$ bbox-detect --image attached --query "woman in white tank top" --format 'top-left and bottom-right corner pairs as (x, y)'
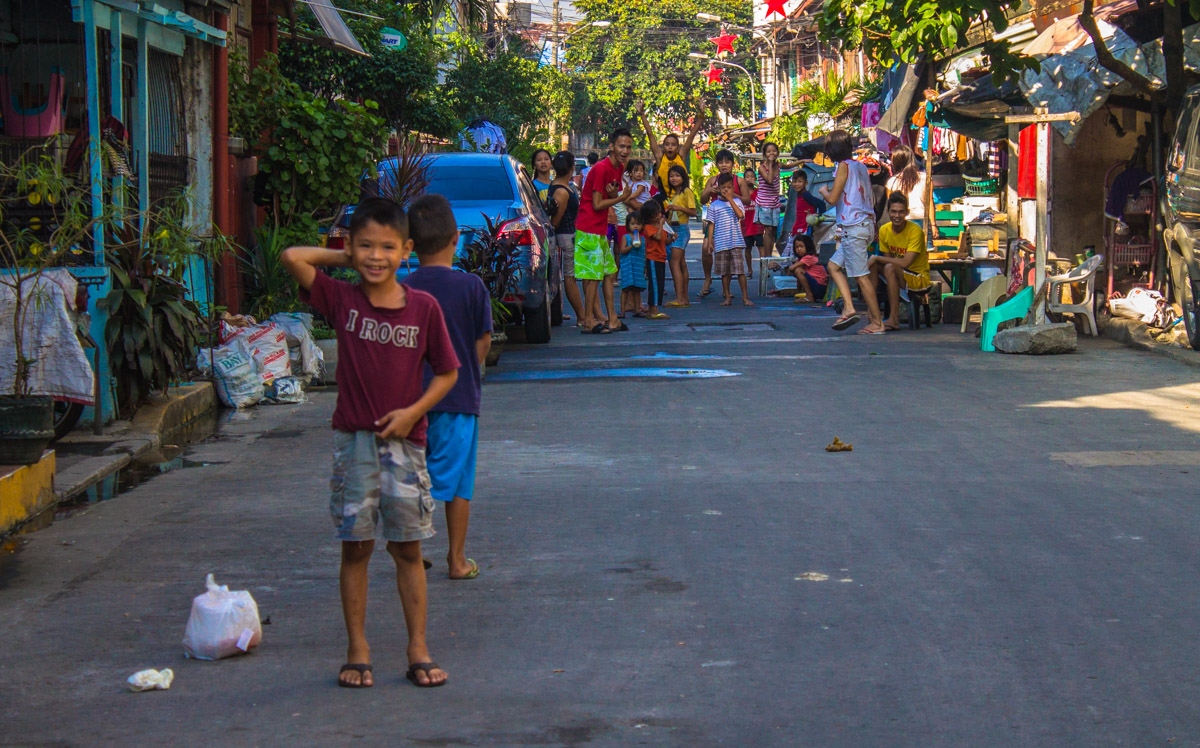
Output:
(818, 130), (884, 334)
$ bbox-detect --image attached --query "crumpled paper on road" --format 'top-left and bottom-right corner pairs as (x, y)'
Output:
(127, 668), (174, 691)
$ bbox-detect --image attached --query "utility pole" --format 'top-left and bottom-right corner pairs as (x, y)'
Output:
(553, 0), (560, 68)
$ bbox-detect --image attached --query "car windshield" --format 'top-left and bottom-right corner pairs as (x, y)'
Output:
(400, 163), (514, 202)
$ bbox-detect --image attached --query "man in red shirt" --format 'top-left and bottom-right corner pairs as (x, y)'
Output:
(575, 127), (633, 334)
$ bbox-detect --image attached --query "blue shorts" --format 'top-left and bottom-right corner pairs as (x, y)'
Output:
(425, 412), (479, 502)
(668, 224), (691, 255)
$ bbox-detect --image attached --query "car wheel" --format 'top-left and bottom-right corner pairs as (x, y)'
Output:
(1182, 266), (1200, 351)
(551, 288), (563, 327)
(524, 284), (552, 344)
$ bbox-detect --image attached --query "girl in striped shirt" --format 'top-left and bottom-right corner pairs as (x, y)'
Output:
(755, 141), (804, 260)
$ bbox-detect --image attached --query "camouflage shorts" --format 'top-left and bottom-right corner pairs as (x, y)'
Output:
(330, 431), (435, 543)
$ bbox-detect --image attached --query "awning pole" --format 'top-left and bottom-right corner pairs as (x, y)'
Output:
(1035, 120), (1049, 323)
(1005, 110), (1080, 324)
(82, 0), (105, 260)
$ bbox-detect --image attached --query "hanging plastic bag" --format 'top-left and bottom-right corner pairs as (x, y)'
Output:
(182, 574), (262, 661)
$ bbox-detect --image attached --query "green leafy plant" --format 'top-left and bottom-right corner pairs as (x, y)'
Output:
(458, 215), (522, 325)
(241, 223), (301, 321)
(98, 195), (221, 416)
(229, 51), (387, 238)
(767, 114), (808, 153)
(792, 72), (854, 132)
(311, 323), (336, 341)
(0, 147), (97, 396)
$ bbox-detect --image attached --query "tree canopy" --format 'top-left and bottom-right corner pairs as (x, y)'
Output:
(566, 0), (757, 133)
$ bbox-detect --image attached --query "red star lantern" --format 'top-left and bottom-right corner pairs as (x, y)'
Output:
(709, 32), (739, 57)
(764, 0), (788, 19)
(704, 64), (725, 85)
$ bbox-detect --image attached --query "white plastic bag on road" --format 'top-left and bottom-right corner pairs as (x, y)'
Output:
(182, 573), (262, 661)
(127, 668), (174, 691)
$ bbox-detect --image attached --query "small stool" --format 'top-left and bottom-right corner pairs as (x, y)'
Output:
(906, 286), (933, 329)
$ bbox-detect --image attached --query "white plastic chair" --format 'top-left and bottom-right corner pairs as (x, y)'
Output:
(1047, 254), (1103, 336)
(960, 274), (1008, 333)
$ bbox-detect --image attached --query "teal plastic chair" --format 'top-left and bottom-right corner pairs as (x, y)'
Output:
(980, 286), (1034, 351)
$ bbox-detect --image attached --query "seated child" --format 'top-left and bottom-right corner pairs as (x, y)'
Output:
(774, 234), (828, 303)
(618, 212), (646, 316)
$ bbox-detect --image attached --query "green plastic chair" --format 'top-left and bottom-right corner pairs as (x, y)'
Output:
(980, 286), (1034, 352)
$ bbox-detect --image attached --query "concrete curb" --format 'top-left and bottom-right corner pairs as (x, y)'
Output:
(54, 382), (217, 502)
(1098, 316), (1200, 369)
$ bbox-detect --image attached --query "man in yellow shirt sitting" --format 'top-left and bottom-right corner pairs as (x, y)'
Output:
(869, 191), (932, 331)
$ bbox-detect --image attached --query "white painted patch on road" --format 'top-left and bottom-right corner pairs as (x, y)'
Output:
(702, 510), (722, 515)
(795, 572), (830, 581)
(701, 660), (737, 668)
(1049, 450), (1200, 467)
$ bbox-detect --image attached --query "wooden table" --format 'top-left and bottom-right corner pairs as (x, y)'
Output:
(928, 257), (1007, 294)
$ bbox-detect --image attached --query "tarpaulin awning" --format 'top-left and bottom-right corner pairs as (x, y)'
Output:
(933, 5), (1200, 146)
(875, 62), (924, 137)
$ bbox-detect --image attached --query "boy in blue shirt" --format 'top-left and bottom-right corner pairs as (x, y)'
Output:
(404, 194), (494, 581)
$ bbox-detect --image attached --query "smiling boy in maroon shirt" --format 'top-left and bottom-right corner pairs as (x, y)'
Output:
(282, 197), (460, 690)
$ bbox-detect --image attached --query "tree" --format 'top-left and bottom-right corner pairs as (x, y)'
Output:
(277, 4), (458, 137)
(566, 0), (756, 134)
(445, 40), (544, 138)
(819, 0), (1035, 84)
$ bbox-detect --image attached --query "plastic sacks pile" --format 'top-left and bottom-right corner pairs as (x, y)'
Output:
(197, 312), (323, 409)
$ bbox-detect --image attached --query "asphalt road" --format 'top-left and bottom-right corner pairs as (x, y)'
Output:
(4, 261), (1200, 747)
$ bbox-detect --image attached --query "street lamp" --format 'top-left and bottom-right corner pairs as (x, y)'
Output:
(695, 12), (781, 118)
(690, 52), (759, 117)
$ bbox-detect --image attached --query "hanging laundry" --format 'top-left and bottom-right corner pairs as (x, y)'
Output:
(1018, 125), (1038, 199)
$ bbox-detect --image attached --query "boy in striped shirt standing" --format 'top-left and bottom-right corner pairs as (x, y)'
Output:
(708, 173), (753, 307)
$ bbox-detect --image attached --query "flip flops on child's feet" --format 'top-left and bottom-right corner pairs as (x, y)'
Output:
(406, 662), (448, 688)
(338, 663), (374, 688)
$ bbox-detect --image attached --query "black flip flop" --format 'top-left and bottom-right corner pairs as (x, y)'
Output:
(612, 322), (630, 332)
(406, 662), (447, 688)
(338, 663), (373, 688)
(832, 313), (862, 331)
(422, 558), (432, 570)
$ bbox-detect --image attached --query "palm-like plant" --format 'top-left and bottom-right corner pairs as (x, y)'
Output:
(372, 136), (432, 209)
(458, 214), (521, 324)
(792, 71), (854, 125)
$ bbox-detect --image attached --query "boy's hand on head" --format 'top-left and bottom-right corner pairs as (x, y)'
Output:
(374, 407), (420, 440)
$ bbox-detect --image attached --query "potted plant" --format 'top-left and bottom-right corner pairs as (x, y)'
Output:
(458, 215), (521, 366)
(0, 149), (98, 463)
